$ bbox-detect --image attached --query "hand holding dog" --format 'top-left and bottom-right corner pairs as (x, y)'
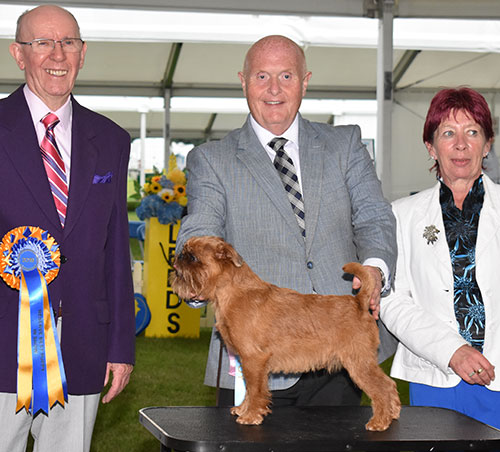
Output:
(352, 266), (383, 320)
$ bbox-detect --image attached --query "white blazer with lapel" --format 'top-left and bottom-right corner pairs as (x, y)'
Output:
(380, 174), (500, 391)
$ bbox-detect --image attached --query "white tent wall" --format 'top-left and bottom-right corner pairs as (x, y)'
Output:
(392, 92), (434, 199)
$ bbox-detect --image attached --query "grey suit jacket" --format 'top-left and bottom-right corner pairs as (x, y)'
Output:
(177, 114), (397, 390)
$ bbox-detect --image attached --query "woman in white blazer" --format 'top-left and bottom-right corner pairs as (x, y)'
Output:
(380, 87), (500, 429)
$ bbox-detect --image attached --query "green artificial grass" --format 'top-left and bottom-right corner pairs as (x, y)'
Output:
(91, 329), (216, 452)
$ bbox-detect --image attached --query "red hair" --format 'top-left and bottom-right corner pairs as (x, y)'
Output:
(424, 87), (494, 144)
(423, 87), (494, 177)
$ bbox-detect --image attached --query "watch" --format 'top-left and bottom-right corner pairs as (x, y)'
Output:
(375, 266), (386, 291)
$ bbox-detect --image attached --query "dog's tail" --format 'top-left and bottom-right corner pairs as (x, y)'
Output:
(342, 262), (376, 311)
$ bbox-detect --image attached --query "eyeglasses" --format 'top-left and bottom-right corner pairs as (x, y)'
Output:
(17, 38), (84, 54)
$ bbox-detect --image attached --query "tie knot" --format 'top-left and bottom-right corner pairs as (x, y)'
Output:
(269, 137), (288, 153)
(41, 112), (60, 130)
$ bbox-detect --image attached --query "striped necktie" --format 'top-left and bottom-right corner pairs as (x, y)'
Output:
(269, 137), (306, 237)
(40, 113), (68, 227)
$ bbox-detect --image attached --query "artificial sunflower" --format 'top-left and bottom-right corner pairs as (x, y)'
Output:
(160, 189), (175, 203)
(150, 181), (162, 193)
(173, 184), (186, 198)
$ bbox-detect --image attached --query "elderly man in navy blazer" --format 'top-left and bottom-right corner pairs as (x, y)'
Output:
(177, 35), (397, 407)
(0, 5), (134, 451)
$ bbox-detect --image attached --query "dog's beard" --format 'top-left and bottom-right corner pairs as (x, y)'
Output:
(169, 262), (207, 300)
(169, 269), (195, 300)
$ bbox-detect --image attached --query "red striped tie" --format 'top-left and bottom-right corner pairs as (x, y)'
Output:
(40, 113), (68, 227)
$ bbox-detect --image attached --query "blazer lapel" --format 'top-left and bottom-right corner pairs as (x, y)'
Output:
(1, 87), (62, 231)
(298, 117), (323, 253)
(235, 117), (305, 245)
(63, 97), (98, 237)
(414, 182), (451, 269)
(476, 175), (500, 258)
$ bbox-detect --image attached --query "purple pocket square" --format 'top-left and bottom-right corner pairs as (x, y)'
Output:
(93, 172), (113, 184)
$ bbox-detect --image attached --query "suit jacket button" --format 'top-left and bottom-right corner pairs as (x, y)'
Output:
(307, 261), (313, 269)
(61, 255), (68, 264)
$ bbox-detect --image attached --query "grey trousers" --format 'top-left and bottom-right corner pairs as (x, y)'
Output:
(0, 392), (100, 452)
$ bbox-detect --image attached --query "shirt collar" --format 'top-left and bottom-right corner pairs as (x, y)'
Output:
(439, 175), (485, 214)
(23, 84), (72, 133)
(249, 114), (299, 150)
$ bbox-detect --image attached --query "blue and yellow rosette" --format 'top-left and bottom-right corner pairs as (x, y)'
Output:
(0, 226), (67, 415)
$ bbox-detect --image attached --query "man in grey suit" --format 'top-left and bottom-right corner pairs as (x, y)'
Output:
(176, 35), (397, 407)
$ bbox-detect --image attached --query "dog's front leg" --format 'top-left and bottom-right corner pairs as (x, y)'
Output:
(230, 354), (272, 425)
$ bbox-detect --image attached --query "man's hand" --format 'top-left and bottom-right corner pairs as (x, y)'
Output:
(449, 344), (495, 386)
(102, 362), (133, 404)
(352, 265), (383, 320)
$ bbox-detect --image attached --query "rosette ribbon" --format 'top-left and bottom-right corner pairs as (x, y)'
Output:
(0, 226), (67, 415)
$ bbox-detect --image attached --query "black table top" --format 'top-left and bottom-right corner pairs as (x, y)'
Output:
(139, 405), (500, 451)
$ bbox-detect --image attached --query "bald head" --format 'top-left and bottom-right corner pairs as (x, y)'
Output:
(242, 35), (307, 78)
(15, 4), (81, 42)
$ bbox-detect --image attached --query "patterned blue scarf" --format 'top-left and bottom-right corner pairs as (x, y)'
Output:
(440, 176), (485, 351)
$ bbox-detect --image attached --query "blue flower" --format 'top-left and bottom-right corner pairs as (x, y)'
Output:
(157, 202), (184, 224)
(159, 175), (174, 190)
(136, 193), (185, 225)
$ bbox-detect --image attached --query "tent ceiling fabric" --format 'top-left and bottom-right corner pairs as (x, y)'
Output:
(4, 0), (500, 19)
(1, 0), (500, 141)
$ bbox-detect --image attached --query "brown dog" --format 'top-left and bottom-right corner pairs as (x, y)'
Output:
(170, 236), (400, 431)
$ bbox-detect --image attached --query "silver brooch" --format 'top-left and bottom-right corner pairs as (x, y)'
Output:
(423, 225), (440, 245)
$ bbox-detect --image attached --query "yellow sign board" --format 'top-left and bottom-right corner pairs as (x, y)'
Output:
(143, 218), (200, 338)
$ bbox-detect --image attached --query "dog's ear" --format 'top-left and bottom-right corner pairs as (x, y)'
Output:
(215, 241), (243, 267)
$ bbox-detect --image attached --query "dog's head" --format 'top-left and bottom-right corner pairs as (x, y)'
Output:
(169, 236), (243, 301)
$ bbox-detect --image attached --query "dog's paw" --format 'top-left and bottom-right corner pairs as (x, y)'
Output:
(230, 406), (243, 417)
(365, 416), (392, 432)
(235, 413), (264, 425)
(233, 405), (271, 425)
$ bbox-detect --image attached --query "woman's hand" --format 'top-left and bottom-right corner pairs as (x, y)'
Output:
(449, 344), (495, 386)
